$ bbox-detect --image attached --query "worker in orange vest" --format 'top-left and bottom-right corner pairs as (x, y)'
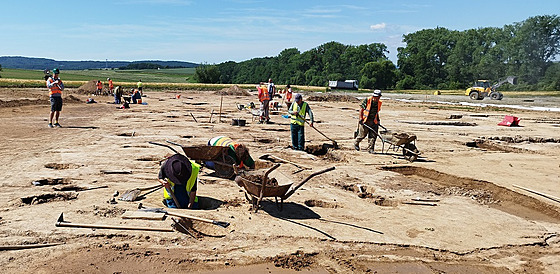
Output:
(46, 68), (64, 128)
(107, 78), (114, 93)
(354, 89), (382, 153)
(96, 80), (103, 95)
(257, 83), (271, 123)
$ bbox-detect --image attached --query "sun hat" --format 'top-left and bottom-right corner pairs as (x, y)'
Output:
(373, 89), (382, 97)
(162, 154), (192, 185)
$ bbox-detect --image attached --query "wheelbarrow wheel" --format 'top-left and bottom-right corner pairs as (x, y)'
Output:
(403, 143), (419, 162)
(215, 154), (236, 179)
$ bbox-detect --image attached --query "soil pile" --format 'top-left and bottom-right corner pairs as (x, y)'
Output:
(215, 85), (251, 96)
(76, 80), (99, 95)
(307, 94), (359, 102)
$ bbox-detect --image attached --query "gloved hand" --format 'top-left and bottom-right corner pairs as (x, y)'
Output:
(358, 120), (364, 125)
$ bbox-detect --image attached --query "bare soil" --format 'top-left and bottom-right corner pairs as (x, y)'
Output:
(0, 87), (559, 273)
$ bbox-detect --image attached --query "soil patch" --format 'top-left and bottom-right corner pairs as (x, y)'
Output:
(465, 140), (532, 153)
(31, 178), (69, 186)
(92, 206), (127, 218)
(44, 163), (80, 170)
(307, 94), (358, 102)
(382, 166), (560, 223)
(305, 143), (336, 156)
(482, 135), (560, 143)
(271, 250), (319, 271)
(304, 199), (340, 208)
(19, 192), (78, 205)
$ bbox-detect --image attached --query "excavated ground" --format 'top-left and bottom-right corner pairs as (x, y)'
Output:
(0, 87), (559, 273)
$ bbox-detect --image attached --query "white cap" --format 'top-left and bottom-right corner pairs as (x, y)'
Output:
(373, 89), (382, 97)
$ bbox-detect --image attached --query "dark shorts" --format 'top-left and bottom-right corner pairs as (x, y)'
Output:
(50, 97), (63, 112)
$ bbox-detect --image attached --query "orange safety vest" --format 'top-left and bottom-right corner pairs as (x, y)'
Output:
(361, 97), (382, 125)
(46, 77), (62, 96)
(96, 82), (103, 89)
(286, 88), (293, 101)
(108, 80), (114, 89)
(258, 86), (270, 102)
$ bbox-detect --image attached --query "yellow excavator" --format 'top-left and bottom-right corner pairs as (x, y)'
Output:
(465, 76), (517, 100)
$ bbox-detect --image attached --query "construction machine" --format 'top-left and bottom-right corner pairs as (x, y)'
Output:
(465, 76), (517, 100)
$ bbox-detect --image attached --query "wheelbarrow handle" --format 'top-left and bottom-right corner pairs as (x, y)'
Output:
(149, 141), (179, 154)
(283, 166), (335, 200)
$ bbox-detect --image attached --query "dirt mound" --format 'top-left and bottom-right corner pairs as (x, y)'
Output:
(307, 94), (359, 102)
(272, 250), (318, 271)
(76, 80), (99, 95)
(215, 85), (251, 96)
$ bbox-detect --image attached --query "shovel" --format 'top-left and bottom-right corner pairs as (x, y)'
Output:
(138, 203), (230, 228)
(297, 113), (338, 148)
(55, 213), (174, 232)
(119, 184), (163, 202)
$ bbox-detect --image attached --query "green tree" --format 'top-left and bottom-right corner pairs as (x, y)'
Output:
(194, 64), (220, 83)
(360, 60), (397, 89)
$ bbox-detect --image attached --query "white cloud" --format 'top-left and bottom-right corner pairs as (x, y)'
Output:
(370, 23), (386, 31)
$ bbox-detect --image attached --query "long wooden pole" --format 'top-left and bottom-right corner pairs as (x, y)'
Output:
(513, 184), (560, 203)
(283, 166), (335, 199)
(219, 93), (224, 123)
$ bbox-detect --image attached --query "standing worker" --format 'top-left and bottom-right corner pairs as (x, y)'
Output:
(257, 83), (271, 123)
(267, 78), (276, 99)
(95, 80), (103, 95)
(107, 78), (114, 94)
(46, 68), (64, 128)
(137, 79), (143, 96)
(288, 93), (313, 150)
(284, 84), (293, 108)
(354, 89), (382, 153)
(158, 154), (200, 209)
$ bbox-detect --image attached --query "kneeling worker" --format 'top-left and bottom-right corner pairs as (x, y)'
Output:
(158, 154), (200, 209)
(207, 136), (255, 170)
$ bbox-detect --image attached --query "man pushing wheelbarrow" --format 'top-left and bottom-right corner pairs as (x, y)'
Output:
(354, 89), (382, 154)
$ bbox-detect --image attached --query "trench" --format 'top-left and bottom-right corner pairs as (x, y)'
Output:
(382, 166), (560, 223)
(20, 192), (78, 205)
(465, 140), (531, 153)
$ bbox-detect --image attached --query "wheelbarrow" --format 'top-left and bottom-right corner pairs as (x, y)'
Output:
(361, 124), (421, 162)
(235, 164), (335, 212)
(149, 141), (237, 179)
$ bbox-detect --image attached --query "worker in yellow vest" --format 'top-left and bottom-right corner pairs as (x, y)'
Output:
(354, 89), (382, 153)
(288, 93), (314, 150)
(158, 154), (200, 209)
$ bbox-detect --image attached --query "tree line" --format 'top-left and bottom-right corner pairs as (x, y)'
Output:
(196, 15), (560, 91)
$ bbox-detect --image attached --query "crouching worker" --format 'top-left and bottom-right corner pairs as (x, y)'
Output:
(207, 136), (255, 170)
(158, 154), (200, 209)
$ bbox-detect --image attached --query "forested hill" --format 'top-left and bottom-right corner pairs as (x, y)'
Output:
(0, 56), (198, 70)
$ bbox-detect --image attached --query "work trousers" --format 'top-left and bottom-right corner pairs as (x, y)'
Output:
(354, 123), (378, 151)
(260, 100), (270, 121)
(291, 124), (305, 150)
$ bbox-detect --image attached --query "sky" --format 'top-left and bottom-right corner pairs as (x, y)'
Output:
(1, 0), (558, 65)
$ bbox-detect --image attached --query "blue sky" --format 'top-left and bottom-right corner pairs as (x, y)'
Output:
(1, 0), (558, 64)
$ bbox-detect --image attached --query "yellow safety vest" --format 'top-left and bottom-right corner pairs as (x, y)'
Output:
(163, 161), (200, 203)
(290, 102), (308, 126)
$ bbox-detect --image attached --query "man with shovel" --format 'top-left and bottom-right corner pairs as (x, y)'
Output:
(288, 93), (314, 150)
(354, 89), (382, 153)
(158, 154), (201, 209)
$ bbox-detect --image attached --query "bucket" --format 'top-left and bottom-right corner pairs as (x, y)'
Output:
(237, 119), (246, 126)
(231, 119), (239, 126)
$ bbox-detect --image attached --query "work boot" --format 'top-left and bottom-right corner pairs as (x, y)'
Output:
(54, 123), (62, 128)
(354, 144), (360, 151)
(48, 123), (54, 128)
(368, 149), (375, 154)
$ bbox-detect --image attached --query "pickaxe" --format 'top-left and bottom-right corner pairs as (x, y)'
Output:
(55, 213), (174, 232)
(137, 203), (230, 228)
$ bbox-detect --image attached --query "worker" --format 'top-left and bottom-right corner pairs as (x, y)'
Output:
(284, 84), (293, 108)
(137, 79), (143, 95)
(354, 89), (382, 153)
(158, 154), (200, 209)
(114, 86), (123, 104)
(267, 78), (276, 99)
(107, 78), (114, 93)
(95, 80), (103, 95)
(257, 83), (271, 123)
(288, 93), (314, 150)
(46, 68), (64, 128)
(207, 136), (255, 170)
(131, 88), (142, 104)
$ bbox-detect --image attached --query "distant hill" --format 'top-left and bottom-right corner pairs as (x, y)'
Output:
(0, 56), (199, 70)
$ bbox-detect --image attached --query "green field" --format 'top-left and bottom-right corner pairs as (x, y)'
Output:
(0, 68), (196, 83)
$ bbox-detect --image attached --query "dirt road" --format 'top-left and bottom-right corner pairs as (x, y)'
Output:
(0, 87), (559, 273)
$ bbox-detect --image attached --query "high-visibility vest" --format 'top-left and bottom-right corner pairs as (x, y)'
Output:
(108, 80), (114, 89)
(96, 82), (103, 89)
(258, 86), (270, 102)
(286, 88), (292, 101)
(209, 136), (247, 168)
(361, 97), (382, 124)
(46, 77), (62, 96)
(163, 161), (200, 203)
(290, 102), (308, 126)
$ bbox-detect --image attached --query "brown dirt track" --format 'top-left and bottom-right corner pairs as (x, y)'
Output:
(0, 87), (559, 273)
